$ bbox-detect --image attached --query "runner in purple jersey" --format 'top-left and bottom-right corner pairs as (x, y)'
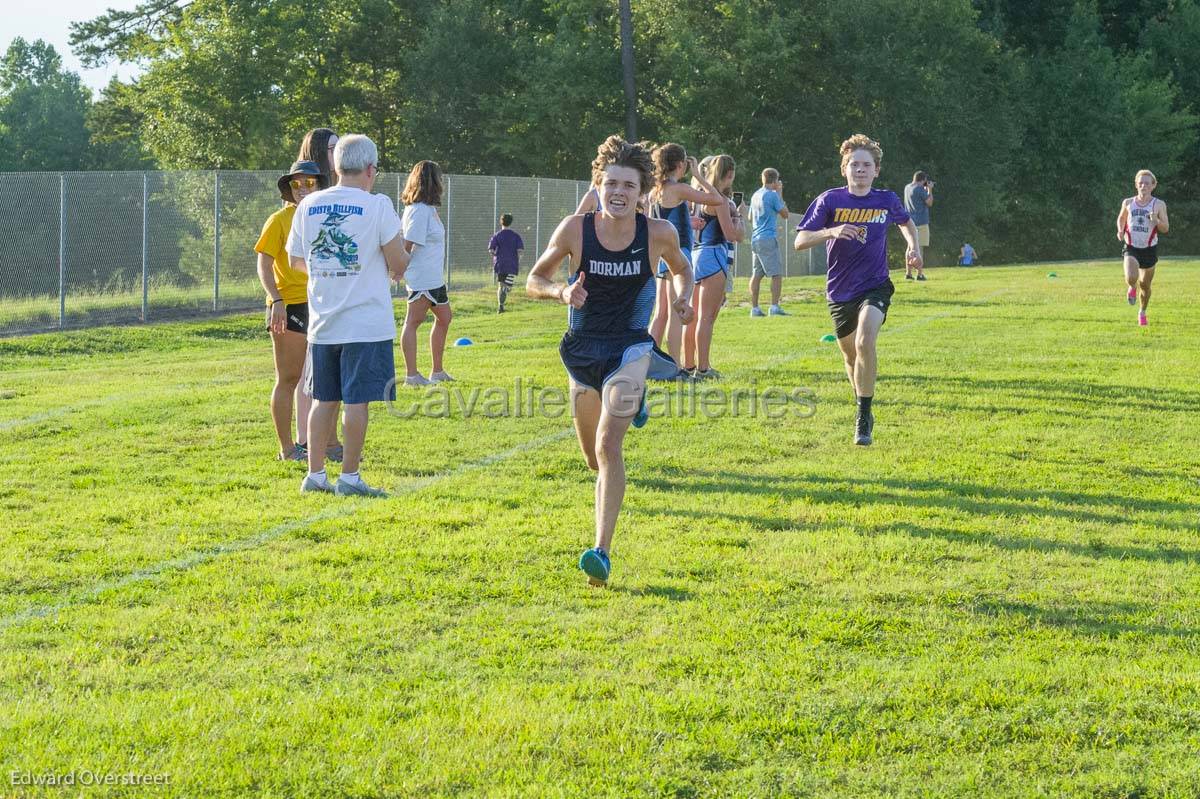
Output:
(794, 133), (922, 447)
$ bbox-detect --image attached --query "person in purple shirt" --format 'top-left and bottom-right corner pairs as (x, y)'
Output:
(794, 133), (922, 447)
(488, 214), (524, 313)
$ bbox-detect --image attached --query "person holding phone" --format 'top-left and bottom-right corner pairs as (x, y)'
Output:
(749, 168), (790, 316)
(903, 171), (933, 280)
(648, 143), (723, 365)
(684, 154), (745, 380)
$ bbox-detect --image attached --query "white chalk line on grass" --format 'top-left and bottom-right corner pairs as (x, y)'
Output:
(0, 371), (260, 433)
(0, 350), (266, 432)
(0, 331), (554, 433)
(1, 287), (1010, 437)
(0, 427), (575, 632)
(0, 287), (1013, 629)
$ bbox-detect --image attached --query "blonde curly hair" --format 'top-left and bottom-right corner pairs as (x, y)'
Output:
(840, 134), (883, 171)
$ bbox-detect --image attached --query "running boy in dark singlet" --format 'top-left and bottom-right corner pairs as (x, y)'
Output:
(527, 135), (695, 587)
(794, 134), (922, 446)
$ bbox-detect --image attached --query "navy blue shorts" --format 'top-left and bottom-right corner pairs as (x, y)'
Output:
(308, 340), (396, 404)
(559, 331), (655, 392)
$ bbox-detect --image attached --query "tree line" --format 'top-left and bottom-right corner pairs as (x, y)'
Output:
(3, 0), (1198, 263)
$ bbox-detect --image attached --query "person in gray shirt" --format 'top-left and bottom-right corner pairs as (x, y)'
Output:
(903, 171), (933, 280)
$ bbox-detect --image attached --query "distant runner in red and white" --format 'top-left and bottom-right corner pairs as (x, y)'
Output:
(1116, 169), (1170, 327)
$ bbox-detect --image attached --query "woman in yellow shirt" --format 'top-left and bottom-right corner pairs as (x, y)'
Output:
(255, 160), (329, 461)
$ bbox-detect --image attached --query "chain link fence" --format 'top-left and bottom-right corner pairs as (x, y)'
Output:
(0, 171), (825, 336)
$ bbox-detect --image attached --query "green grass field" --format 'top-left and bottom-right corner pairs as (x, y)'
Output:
(1, 261), (1197, 798)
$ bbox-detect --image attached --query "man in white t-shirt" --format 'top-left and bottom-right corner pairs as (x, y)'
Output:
(287, 134), (410, 497)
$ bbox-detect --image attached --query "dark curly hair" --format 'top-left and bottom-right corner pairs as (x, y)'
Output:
(591, 135), (654, 196)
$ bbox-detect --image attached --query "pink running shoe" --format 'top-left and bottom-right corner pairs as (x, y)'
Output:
(1138, 311), (1148, 327)
(1127, 286), (1137, 305)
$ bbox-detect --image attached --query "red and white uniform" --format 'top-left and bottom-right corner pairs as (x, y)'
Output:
(1123, 197), (1159, 248)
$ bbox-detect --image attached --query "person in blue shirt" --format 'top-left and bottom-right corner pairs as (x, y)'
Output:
(903, 171), (933, 280)
(749, 168), (790, 316)
(958, 242), (977, 266)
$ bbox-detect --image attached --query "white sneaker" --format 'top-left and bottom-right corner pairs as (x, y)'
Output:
(430, 371), (455, 383)
(404, 373), (433, 387)
(334, 477), (387, 497)
(300, 474), (333, 494)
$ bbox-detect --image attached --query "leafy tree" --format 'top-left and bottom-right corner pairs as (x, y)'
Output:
(992, 5), (1195, 260)
(86, 78), (154, 170)
(59, 0), (1200, 262)
(0, 39), (92, 171)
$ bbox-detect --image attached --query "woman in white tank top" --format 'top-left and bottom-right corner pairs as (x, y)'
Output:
(1115, 169), (1169, 327)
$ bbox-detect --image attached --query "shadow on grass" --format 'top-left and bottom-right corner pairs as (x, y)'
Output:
(885, 398), (1140, 422)
(894, 296), (1005, 310)
(610, 584), (694, 602)
(881, 521), (1200, 566)
(968, 597), (1198, 640)
(889, 373), (1196, 414)
(636, 467), (1200, 546)
(636, 504), (803, 533)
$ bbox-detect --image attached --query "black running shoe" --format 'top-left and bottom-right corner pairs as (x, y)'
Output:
(854, 411), (874, 446)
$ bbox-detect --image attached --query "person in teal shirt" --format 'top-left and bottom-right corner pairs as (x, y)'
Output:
(749, 168), (789, 316)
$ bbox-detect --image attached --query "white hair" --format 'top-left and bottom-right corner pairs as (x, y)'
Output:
(334, 134), (378, 176)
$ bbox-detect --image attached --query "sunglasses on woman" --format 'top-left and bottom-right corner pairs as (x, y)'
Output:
(289, 177), (319, 189)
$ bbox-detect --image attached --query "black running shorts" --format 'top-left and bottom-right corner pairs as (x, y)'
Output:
(1123, 244), (1158, 269)
(828, 279), (895, 340)
(407, 285), (450, 305)
(265, 302), (308, 334)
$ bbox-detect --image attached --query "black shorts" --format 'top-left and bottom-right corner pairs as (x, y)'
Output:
(407, 285), (450, 305)
(265, 302), (308, 334)
(828, 279), (895, 340)
(496, 272), (516, 287)
(559, 331), (655, 392)
(1123, 244), (1158, 269)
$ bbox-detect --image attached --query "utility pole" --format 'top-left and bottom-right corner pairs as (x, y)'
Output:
(618, 0), (637, 141)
